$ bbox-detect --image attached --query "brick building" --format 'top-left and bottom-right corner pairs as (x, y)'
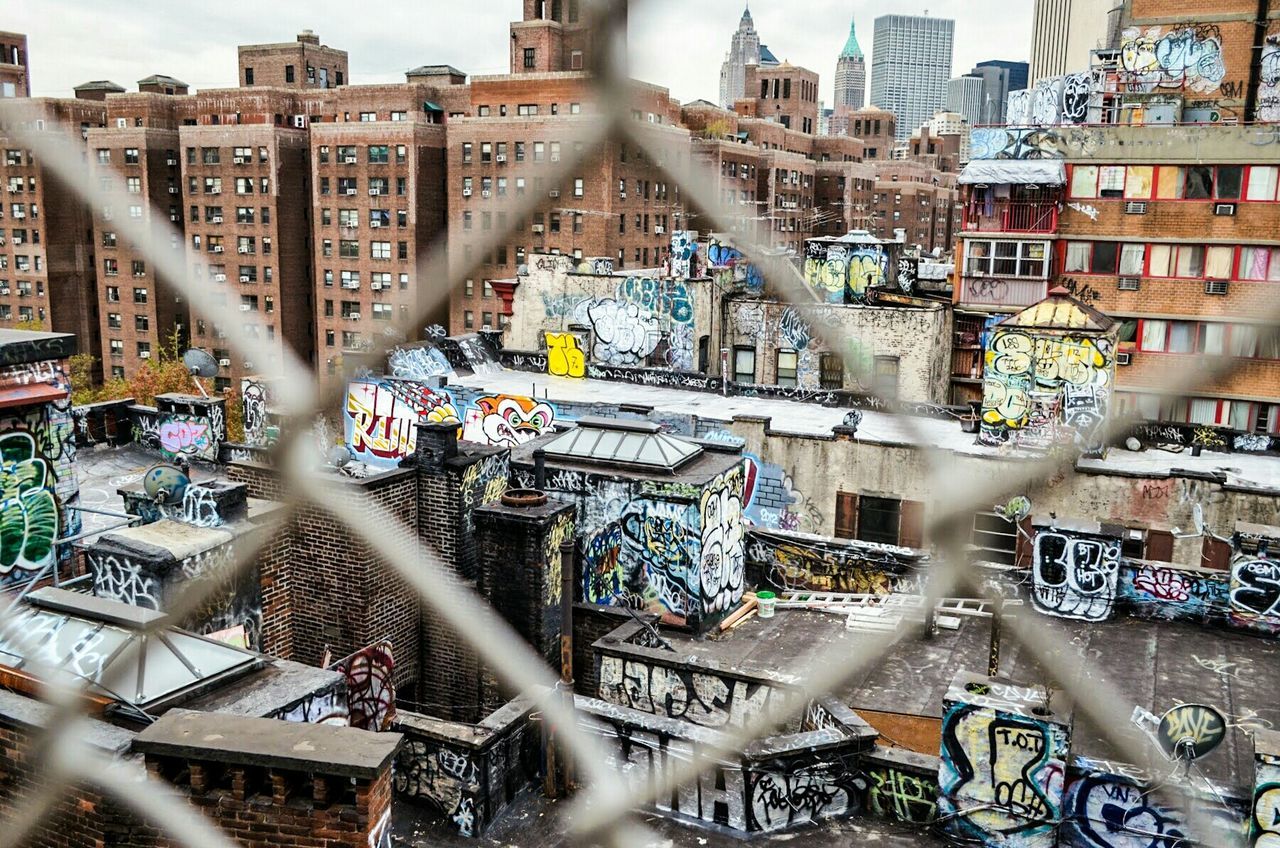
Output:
(868, 160), (959, 252)
(238, 29), (348, 90)
(741, 62), (821, 134)
(0, 31), (29, 98)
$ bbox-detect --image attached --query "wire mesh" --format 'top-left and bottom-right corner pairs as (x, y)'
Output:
(0, 1), (1271, 845)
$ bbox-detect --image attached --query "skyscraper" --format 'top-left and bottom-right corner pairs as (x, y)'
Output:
(869, 14), (955, 142)
(965, 61), (1030, 124)
(1029, 0), (1120, 83)
(834, 17), (866, 111)
(719, 5), (761, 109)
(946, 74), (984, 126)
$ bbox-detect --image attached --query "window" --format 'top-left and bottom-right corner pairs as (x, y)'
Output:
(1239, 246), (1280, 281)
(858, 496), (902, 545)
(965, 240), (1048, 277)
(1118, 243), (1145, 276)
(103, 258), (118, 276)
(573, 178), (584, 198)
(360, 112), (376, 122)
(133, 287), (147, 303)
(132, 260), (146, 277)
(1246, 166), (1280, 201)
(1063, 241), (1119, 275)
(464, 310), (475, 329)
(201, 147), (220, 165)
(873, 356), (900, 399)
(135, 314), (149, 332)
(733, 346), (755, 383)
(368, 145), (389, 164)
(244, 67), (254, 85)
(339, 208), (359, 228)
(391, 111), (407, 122)
(285, 65), (295, 83)
(518, 104), (538, 117)
(1184, 166), (1213, 199)
(570, 50), (583, 70)
(107, 313), (122, 329)
(1148, 244), (1205, 278)
(523, 48), (536, 69)
(819, 353), (843, 389)
(396, 145), (407, 163)
(109, 339), (124, 356)
(124, 148), (139, 165)
(776, 349), (798, 387)
(106, 286), (120, 302)
(371, 241), (391, 260)
(339, 239), (359, 258)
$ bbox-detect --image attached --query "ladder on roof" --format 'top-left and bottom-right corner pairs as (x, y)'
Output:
(774, 592), (1023, 632)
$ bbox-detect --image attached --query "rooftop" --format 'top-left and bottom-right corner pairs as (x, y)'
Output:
(137, 74), (187, 88)
(449, 369), (1280, 493)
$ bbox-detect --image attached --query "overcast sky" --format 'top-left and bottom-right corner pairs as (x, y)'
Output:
(11, 0), (1032, 107)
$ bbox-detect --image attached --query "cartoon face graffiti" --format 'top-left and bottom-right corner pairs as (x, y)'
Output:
(467, 395), (555, 448)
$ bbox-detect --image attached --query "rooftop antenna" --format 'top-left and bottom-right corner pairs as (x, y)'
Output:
(182, 348), (218, 399)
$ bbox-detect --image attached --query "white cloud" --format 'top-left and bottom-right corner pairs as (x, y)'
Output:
(11, 0), (1030, 106)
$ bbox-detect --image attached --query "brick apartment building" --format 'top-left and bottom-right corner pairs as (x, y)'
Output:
(951, 0), (1280, 428)
(238, 29), (348, 90)
(0, 31), (29, 98)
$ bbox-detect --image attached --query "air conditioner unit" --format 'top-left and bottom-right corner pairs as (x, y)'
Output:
(238, 246), (249, 254)
(482, 190), (492, 198)
(1117, 277), (1140, 291)
(239, 275), (251, 282)
(218, 358), (231, 367)
(212, 245), (224, 253)
(345, 188), (358, 195)
(1116, 351), (1132, 366)
(462, 188), (472, 197)
(370, 220), (382, 228)
(166, 158), (177, 166)
(240, 303), (252, 311)
(369, 188), (381, 195)
(620, 192), (627, 200)
(655, 226), (665, 234)
(550, 154), (560, 162)
(343, 156), (357, 164)
(370, 281), (382, 290)
(531, 224), (545, 233)
(13, 211), (23, 219)
(167, 186), (178, 194)
(0, 288), (9, 296)
(1213, 203), (1237, 216)
(1124, 201), (1147, 214)
(549, 189), (560, 198)
(496, 154), (507, 163)
(212, 216), (223, 223)
(1205, 279), (1229, 295)
(214, 273), (227, 282)
(233, 157), (246, 165)
(348, 312), (361, 320)
(139, 350), (151, 359)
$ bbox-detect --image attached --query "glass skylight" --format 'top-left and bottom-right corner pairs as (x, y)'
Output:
(540, 416), (704, 472)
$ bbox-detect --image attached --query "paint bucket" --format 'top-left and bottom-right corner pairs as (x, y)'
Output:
(757, 591), (777, 619)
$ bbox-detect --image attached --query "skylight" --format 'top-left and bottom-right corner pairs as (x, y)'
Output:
(540, 416), (704, 472)
(0, 587), (260, 713)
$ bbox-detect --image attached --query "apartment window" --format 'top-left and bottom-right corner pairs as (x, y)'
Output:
(106, 286), (120, 302)
(1246, 166), (1280, 201)
(369, 177), (388, 195)
(549, 212), (561, 233)
(396, 145), (407, 164)
(371, 241), (391, 260)
(124, 148), (139, 164)
(396, 177), (406, 196)
(733, 346), (755, 383)
(236, 206), (255, 224)
(477, 106), (491, 117)
(570, 102), (581, 115)
(819, 353), (843, 389)
(515, 142), (525, 162)
(233, 146), (252, 162)
(397, 209), (408, 227)
(324, 299), (335, 317)
(372, 303), (393, 320)
(96, 149), (110, 164)
(204, 177), (222, 194)
(360, 112), (376, 122)
(109, 339), (123, 356)
(1238, 246), (1280, 281)
(399, 273), (409, 290)
(573, 178), (584, 198)
(368, 145), (389, 164)
(391, 111), (407, 122)
(244, 67), (254, 85)
(398, 241), (408, 260)
(1062, 241), (1120, 275)
(320, 177), (330, 195)
(464, 310), (475, 329)
(464, 279), (474, 297)
(481, 143), (492, 163)
(518, 104), (538, 117)
(339, 239), (359, 258)
(342, 331), (359, 348)
(463, 211), (473, 230)
(339, 208), (359, 228)
(285, 65), (295, 83)
(534, 142), (545, 162)
(201, 147), (220, 165)
(319, 146), (330, 164)
(326, 329), (335, 346)
(524, 48), (536, 69)
(573, 212), (583, 233)
(873, 356), (900, 400)
(135, 314), (149, 332)
(776, 349), (798, 387)
(107, 313), (122, 329)
(1147, 243), (1206, 279)
(132, 260), (146, 277)
(570, 50), (583, 70)
(340, 270), (360, 289)
(133, 287), (147, 303)
(103, 258), (118, 276)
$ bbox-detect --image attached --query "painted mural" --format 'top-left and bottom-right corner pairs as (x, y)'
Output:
(344, 379), (556, 468)
(980, 328), (1114, 455)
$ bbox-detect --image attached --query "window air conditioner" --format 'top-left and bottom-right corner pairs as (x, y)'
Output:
(212, 216), (222, 223)
(532, 224), (544, 233)
(1213, 203), (1237, 216)
(293, 115), (308, 128)
(549, 189), (560, 198)
(168, 186), (178, 194)
(139, 350), (151, 359)
(345, 188), (358, 195)
(233, 157), (246, 165)
(344, 156), (357, 164)
(240, 303), (252, 311)
(239, 275), (251, 282)
(212, 245), (223, 253)
(370, 281), (382, 290)
(370, 220), (381, 228)
(655, 226), (665, 234)
(370, 188), (381, 195)
(214, 273), (226, 282)
(482, 190), (492, 198)
(218, 358), (231, 367)
(1117, 277), (1140, 291)
(166, 158), (177, 166)
(463, 188), (472, 197)
(348, 312), (361, 320)
(238, 246), (249, 254)
(1123, 201), (1147, 214)
(496, 154), (507, 163)
(1116, 351), (1132, 366)
(1205, 279), (1229, 295)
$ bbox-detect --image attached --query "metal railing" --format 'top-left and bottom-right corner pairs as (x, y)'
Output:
(0, 2), (1276, 846)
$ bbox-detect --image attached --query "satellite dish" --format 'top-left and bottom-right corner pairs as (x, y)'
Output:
(143, 463), (191, 505)
(183, 348), (219, 378)
(1192, 503), (1205, 536)
(1156, 703), (1226, 762)
(1001, 495), (1032, 523)
(326, 446), (353, 468)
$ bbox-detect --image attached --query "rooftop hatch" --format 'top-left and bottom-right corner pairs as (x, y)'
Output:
(540, 416), (703, 472)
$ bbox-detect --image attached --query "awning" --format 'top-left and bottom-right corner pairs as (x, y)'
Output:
(958, 160), (1066, 186)
(423, 101), (443, 112)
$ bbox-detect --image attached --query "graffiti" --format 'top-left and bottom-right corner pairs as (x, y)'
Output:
(177, 483), (221, 528)
(1131, 567), (1189, 602)
(1229, 555), (1280, 633)
(544, 332), (586, 378)
(742, 455), (822, 533)
(940, 705), (1065, 846)
(733, 302), (767, 341)
(540, 290), (584, 319)
(618, 277), (694, 324)
(777, 307), (811, 351)
(1067, 203), (1100, 223)
(1032, 77), (1063, 126)
(1255, 776), (1280, 848)
(746, 530), (922, 595)
(1032, 530), (1121, 621)
(1192, 426), (1226, 449)
(425, 323), (447, 339)
(1260, 35), (1280, 122)
(534, 253), (575, 273)
(462, 394), (555, 448)
(746, 764), (864, 832)
(699, 464), (746, 617)
(620, 499), (696, 619)
(583, 524), (624, 604)
(866, 766), (938, 823)
(388, 344), (454, 381)
(669, 230), (698, 279)
(1234, 433), (1273, 453)
(598, 655), (779, 728)
(1064, 771), (1188, 847)
(896, 256), (917, 294)
(0, 430), (60, 583)
(345, 380), (423, 467)
(394, 741), (480, 835)
(331, 641), (396, 731)
(544, 512), (573, 608)
(1134, 423), (1185, 445)
(1061, 72), (1091, 124)
(970, 126), (1066, 160)
(804, 241), (846, 302)
(158, 415), (213, 460)
(577, 298), (662, 366)
(707, 238), (763, 292)
(1120, 25), (1226, 94)
(91, 552), (160, 609)
(969, 277), (1010, 300)
(241, 378), (269, 446)
(368, 806), (392, 848)
(577, 256), (615, 276)
(1006, 89), (1032, 125)
(274, 688), (348, 725)
(460, 453), (509, 510)
(1061, 277), (1101, 306)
